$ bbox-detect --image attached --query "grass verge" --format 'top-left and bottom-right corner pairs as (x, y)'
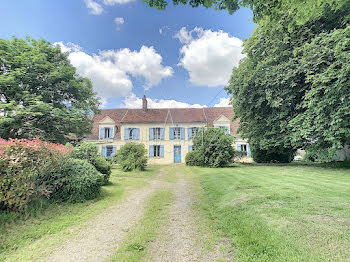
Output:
(194, 164), (350, 262)
(0, 166), (159, 262)
(110, 189), (172, 262)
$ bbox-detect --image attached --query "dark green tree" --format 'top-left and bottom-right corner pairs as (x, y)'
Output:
(0, 37), (100, 143)
(189, 127), (235, 167)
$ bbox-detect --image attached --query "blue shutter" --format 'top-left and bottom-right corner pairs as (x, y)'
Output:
(247, 144), (251, 157)
(111, 145), (116, 157)
(149, 128), (153, 141)
(169, 128), (174, 140)
(180, 128), (184, 140)
(160, 128), (164, 140)
(160, 145), (164, 158)
(149, 145), (154, 158)
(188, 145), (192, 152)
(100, 128), (104, 139)
(124, 128), (129, 140)
(188, 128), (192, 140)
(102, 145), (106, 157)
(237, 144), (241, 151)
(135, 128), (140, 140)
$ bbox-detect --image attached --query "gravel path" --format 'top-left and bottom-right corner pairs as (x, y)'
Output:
(46, 174), (168, 262)
(146, 171), (232, 262)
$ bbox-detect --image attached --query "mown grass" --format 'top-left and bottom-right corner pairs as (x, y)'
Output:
(110, 189), (172, 262)
(191, 163), (350, 262)
(0, 166), (160, 262)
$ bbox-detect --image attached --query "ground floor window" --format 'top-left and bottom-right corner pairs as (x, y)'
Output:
(153, 145), (160, 157)
(240, 144), (247, 152)
(106, 145), (114, 157)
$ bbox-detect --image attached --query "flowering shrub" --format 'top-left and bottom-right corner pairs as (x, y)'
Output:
(0, 138), (73, 211)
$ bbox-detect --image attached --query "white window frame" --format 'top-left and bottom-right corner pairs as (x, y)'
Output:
(104, 127), (111, 138)
(153, 145), (161, 157)
(153, 128), (161, 140)
(129, 128), (135, 140)
(173, 127), (181, 140)
(191, 127), (199, 138)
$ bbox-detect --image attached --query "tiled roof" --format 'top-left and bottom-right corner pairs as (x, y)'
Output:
(86, 106), (239, 139)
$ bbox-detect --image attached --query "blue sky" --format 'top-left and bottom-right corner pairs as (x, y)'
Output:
(0, 0), (256, 109)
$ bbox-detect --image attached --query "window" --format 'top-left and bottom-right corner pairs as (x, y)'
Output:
(241, 144), (247, 152)
(173, 127), (181, 140)
(104, 128), (111, 138)
(106, 145), (114, 157)
(153, 145), (160, 157)
(153, 128), (161, 140)
(129, 128), (135, 140)
(192, 127), (199, 138)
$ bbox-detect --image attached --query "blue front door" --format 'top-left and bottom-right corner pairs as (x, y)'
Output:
(174, 146), (181, 163)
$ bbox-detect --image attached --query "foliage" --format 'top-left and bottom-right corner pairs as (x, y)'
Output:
(191, 127), (235, 167)
(234, 150), (247, 161)
(71, 142), (111, 184)
(251, 146), (295, 163)
(116, 143), (147, 172)
(94, 156), (111, 184)
(185, 151), (202, 166)
(48, 158), (103, 203)
(0, 138), (72, 211)
(226, 2), (350, 160)
(0, 37), (100, 143)
(144, 0), (348, 23)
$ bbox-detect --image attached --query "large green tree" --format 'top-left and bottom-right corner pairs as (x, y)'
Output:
(0, 37), (100, 143)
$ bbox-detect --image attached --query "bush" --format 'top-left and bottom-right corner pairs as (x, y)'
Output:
(251, 147), (295, 163)
(71, 142), (111, 184)
(189, 128), (236, 168)
(47, 158), (103, 203)
(116, 143), (147, 171)
(185, 151), (202, 166)
(0, 138), (72, 211)
(94, 156), (111, 184)
(235, 150), (248, 161)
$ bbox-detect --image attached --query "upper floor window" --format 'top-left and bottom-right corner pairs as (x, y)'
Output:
(100, 126), (114, 139)
(153, 128), (161, 140)
(129, 128), (135, 140)
(173, 127), (181, 140)
(124, 128), (139, 140)
(192, 127), (199, 138)
(105, 128), (111, 138)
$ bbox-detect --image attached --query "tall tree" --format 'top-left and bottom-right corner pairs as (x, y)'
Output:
(226, 2), (350, 158)
(0, 37), (100, 143)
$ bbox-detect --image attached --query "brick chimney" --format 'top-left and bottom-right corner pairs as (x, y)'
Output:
(142, 95), (148, 112)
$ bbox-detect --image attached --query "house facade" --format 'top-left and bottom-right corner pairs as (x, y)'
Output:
(85, 96), (251, 164)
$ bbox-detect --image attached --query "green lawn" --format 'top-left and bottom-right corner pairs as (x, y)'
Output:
(0, 166), (159, 262)
(192, 164), (350, 262)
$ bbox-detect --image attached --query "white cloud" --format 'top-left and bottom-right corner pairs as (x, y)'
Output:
(176, 27), (245, 87)
(122, 93), (206, 109)
(103, 0), (135, 5)
(214, 97), (230, 107)
(114, 17), (125, 30)
(100, 46), (173, 89)
(84, 0), (104, 15)
(54, 42), (173, 107)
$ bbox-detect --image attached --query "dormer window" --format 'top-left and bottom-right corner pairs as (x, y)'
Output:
(100, 126), (114, 139)
(105, 128), (111, 138)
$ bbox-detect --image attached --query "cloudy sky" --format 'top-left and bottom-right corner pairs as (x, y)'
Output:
(0, 0), (255, 109)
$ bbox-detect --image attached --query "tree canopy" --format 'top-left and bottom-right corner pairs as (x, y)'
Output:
(226, 1), (350, 158)
(0, 37), (100, 143)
